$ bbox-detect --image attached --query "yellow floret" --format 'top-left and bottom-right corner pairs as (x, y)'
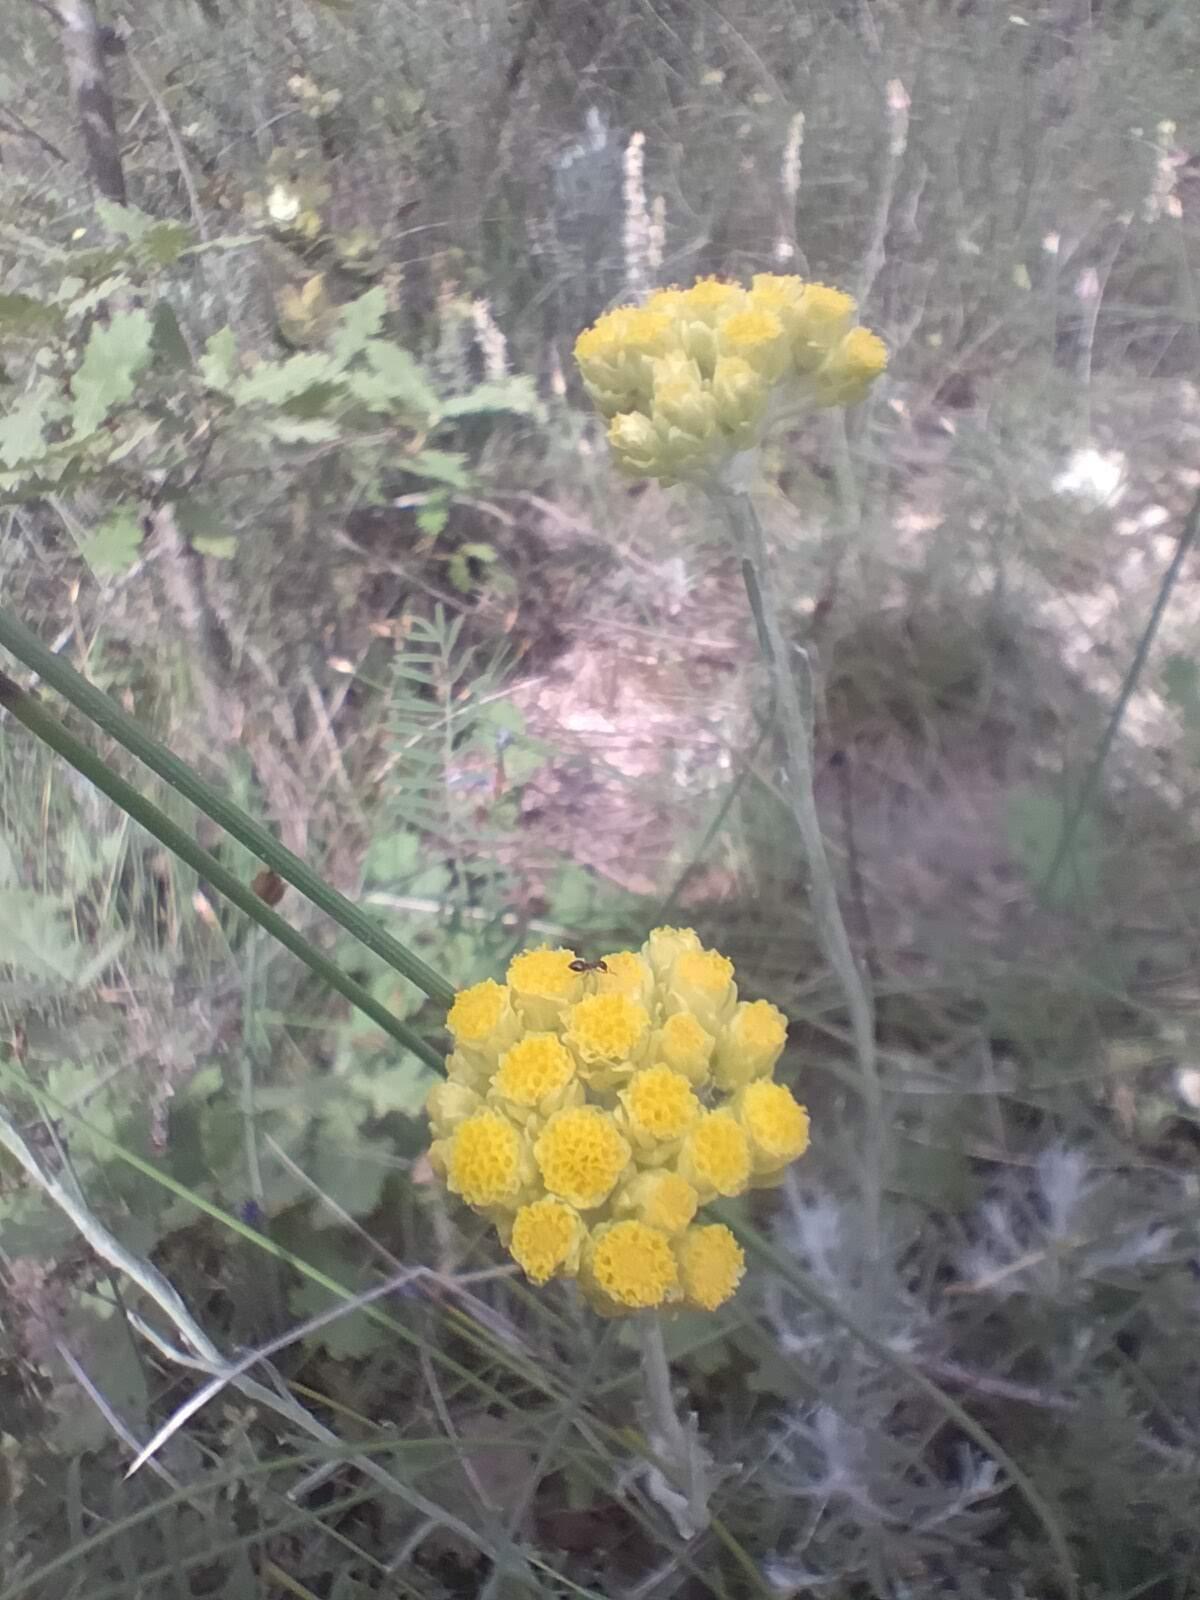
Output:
(509, 1197), (586, 1284)
(619, 1065), (701, 1151)
(642, 924), (704, 982)
(566, 993), (650, 1086)
(735, 1079), (811, 1174)
(712, 998), (789, 1090)
(790, 283), (857, 372)
(676, 1224), (746, 1311)
(810, 325), (888, 406)
(652, 1011), (715, 1086)
(596, 950), (655, 1008)
(678, 278), (746, 322)
(425, 1079), (483, 1140)
(534, 1106), (631, 1209)
(678, 1109), (752, 1201)
(447, 979), (507, 1043)
(717, 307), (789, 380)
(492, 1034), (576, 1110)
(507, 946), (582, 1029)
(584, 1220), (680, 1312)
(614, 1169), (699, 1235)
(445, 1110), (531, 1210)
(668, 946), (738, 1034)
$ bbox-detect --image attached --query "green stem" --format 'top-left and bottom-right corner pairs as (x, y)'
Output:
(1042, 480), (1200, 896)
(0, 672), (444, 1071)
(714, 483), (883, 1259)
(0, 605), (454, 1007)
(638, 1315), (707, 1534)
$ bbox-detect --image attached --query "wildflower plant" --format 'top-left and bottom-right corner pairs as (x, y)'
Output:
(428, 928), (809, 1317)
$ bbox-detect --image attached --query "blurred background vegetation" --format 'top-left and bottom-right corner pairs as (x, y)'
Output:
(2, 0), (1200, 1594)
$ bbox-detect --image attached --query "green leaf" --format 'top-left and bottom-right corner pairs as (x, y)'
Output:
(193, 534), (237, 558)
(332, 286), (387, 366)
(415, 495), (449, 536)
(95, 200), (154, 243)
(141, 220), (195, 266)
(438, 376), (542, 420)
(1163, 653), (1200, 731)
(407, 448), (470, 489)
(1006, 783), (1101, 905)
(357, 339), (438, 414)
(0, 888), (82, 981)
(79, 509), (143, 575)
(0, 292), (63, 336)
(0, 390), (49, 467)
(200, 325), (238, 389)
(231, 351), (338, 406)
(71, 308), (155, 435)
(151, 301), (193, 369)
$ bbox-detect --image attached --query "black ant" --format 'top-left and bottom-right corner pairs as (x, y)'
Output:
(569, 958), (609, 974)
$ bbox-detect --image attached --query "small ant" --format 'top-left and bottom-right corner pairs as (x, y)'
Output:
(569, 957), (609, 974)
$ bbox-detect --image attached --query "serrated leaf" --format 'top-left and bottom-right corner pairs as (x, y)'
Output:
(151, 301), (192, 369)
(288, 1277), (382, 1361)
(200, 325), (238, 389)
(141, 220), (194, 266)
(79, 509), (143, 575)
(438, 376), (542, 420)
(0, 391), (49, 467)
(231, 351), (337, 406)
(0, 888), (82, 981)
(360, 339), (438, 414)
(407, 448), (470, 489)
(71, 308), (155, 435)
(0, 292), (63, 335)
(415, 495), (449, 536)
(332, 286), (387, 366)
(95, 199), (154, 243)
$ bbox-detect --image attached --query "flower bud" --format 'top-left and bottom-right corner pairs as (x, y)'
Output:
(808, 326), (888, 407)
(425, 1079), (483, 1140)
(711, 355), (770, 447)
(445, 979), (522, 1079)
(789, 284), (857, 372)
(665, 946), (738, 1036)
(612, 1169), (699, 1235)
(711, 998), (789, 1091)
(641, 925), (704, 984)
(506, 946), (583, 1031)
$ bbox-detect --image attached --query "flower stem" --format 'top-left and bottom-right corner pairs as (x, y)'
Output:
(715, 482), (883, 1259)
(638, 1315), (709, 1535)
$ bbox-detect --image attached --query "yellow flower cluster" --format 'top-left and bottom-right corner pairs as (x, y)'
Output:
(427, 928), (811, 1316)
(573, 274), (887, 483)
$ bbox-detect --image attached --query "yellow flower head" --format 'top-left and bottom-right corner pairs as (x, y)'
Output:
(614, 1169), (699, 1235)
(595, 949), (655, 1009)
(583, 1219), (680, 1312)
(444, 1110), (533, 1210)
(790, 283), (858, 372)
(507, 946), (582, 1030)
(667, 946), (738, 1034)
(508, 1197), (586, 1284)
(446, 979), (520, 1078)
(618, 1065), (701, 1156)
(490, 1033), (578, 1123)
(810, 326), (889, 407)
(676, 1224), (745, 1311)
(735, 1079), (811, 1175)
(677, 278), (746, 323)
(642, 924), (704, 983)
(718, 307), (790, 381)
(710, 354), (770, 446)
(566, 992), (651, 1086)
(651, 1010), (715, 1087)
(678, 1109), (752, 1201)
(712, 998), (789, 1091)
(573, 274), (885, 482)
(425, 1079), (483, 1140)
(534, 1105), (632, 1209)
